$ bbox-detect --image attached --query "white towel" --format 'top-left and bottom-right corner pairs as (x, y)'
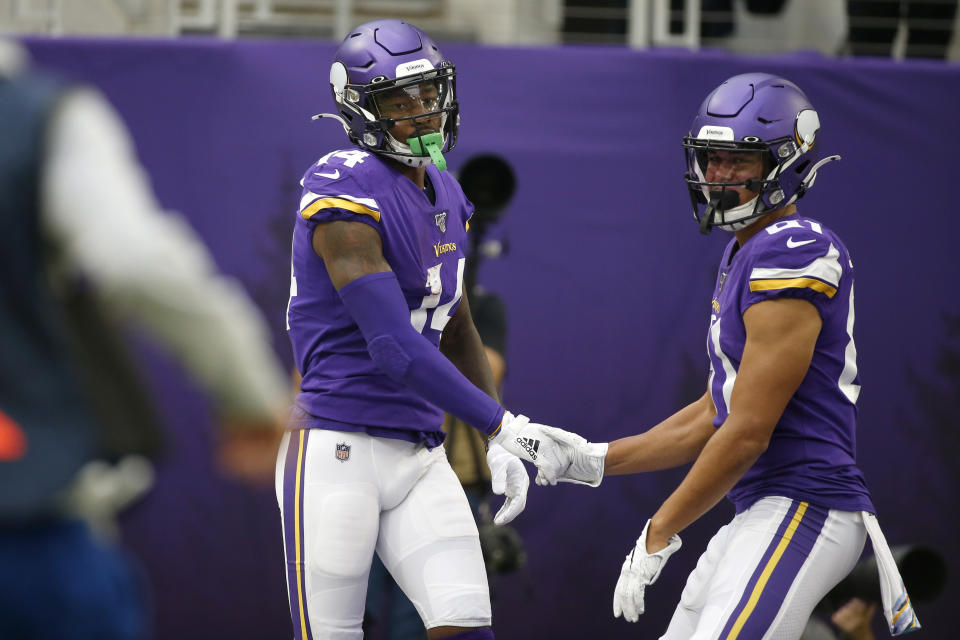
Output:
(862, 512), (921, 635)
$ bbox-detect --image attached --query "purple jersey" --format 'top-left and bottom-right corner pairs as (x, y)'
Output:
(287, 148), (472, 444)
(707, 213), (874, 513)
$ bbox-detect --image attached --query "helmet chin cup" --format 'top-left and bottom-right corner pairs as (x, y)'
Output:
(713, 195), (761, 232)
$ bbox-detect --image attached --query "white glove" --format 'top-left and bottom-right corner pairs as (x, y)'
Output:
(613, 520), (682, 623)
(485, 443), (529, 525)
(489, 412), (592, 485)
(530, 425), (608, 488)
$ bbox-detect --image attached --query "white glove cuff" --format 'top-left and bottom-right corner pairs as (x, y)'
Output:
(488, 411), (520, 447)
(574, 441), (609, 487)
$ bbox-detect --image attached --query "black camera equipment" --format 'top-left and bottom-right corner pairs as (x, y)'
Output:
(476, 501), (528, 574)
(457, 154), (516, 297)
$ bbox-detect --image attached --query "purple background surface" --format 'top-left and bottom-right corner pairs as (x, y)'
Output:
(22, 37), (959, 639)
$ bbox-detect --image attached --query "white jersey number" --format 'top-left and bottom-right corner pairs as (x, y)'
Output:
(838, 282), (860, 404)
(410, 258), (465, 334)
(316, 149), (370, 169)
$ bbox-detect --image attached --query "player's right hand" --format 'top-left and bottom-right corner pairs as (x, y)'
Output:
(532, 425), (608, 488)
(488, 412), (554, 478)
(490, 412), (606, 486)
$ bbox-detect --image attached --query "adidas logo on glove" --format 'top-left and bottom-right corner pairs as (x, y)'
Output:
(516, 436), (540, 459)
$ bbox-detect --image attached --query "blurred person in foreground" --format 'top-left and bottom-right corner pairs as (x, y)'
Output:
(523, 73), (920, 638)
(0, 38), (289, 639)
(280, 18), (587, 640)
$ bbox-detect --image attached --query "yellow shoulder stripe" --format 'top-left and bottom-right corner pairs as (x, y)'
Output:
(301, 197), (381, 222)
(749, 277), (837, 299)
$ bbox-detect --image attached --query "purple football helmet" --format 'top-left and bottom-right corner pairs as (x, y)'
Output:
(683, 73), (840, 233)
(316, 19), (459, 169)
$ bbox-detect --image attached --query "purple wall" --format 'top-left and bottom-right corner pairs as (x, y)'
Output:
(23, 37), (959, 639)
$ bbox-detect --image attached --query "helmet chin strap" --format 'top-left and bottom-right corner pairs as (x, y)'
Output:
(701, 190), (742, 234)
(712, 194), (761, 233)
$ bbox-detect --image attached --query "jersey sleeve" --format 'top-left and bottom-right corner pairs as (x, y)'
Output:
(298, 165), (383, 234)
(742, 230), (844, 316)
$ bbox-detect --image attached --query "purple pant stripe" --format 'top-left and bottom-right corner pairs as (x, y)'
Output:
(719, 500), (829, 639)
(282, 429), (313, 640)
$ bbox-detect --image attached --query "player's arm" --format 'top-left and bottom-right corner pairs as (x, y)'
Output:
(43, 89), (290, 483)
(315, 219), (538, 523)
(313, 220), (511, 435)
(529, 389), (715, 488)
(644, 297), (821, 551)
(438, 294), (499, 402)
(311, 219), (391, 287)
(603, 389), (717, 476)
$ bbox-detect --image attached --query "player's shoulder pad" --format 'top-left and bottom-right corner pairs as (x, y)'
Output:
(746, 215), (844, 299)
(299, 148), (383, 224)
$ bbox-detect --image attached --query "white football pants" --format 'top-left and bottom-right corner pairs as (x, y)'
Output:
(661, 496), (867, 640)
(275, 429), (491, 640)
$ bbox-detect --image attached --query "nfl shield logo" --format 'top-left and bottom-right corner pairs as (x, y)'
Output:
(435, 211), (447, 233)
(335, 442), (350, 462)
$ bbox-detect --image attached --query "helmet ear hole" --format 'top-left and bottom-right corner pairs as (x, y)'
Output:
(794, 159), (810, 175)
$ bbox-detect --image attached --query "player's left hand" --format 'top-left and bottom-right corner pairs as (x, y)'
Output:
(485, 442), (529, 525)
(613, 519), (682, 623)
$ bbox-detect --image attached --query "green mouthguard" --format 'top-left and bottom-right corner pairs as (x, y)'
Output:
(407, 132), (447, 171)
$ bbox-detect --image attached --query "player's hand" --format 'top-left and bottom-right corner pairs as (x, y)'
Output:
(613, 520), (682, 623)
(490, 412), (607, 486)
(488, 412), (572, 484)
(216, 415), (286, 485)
(531, 425), (608, 488)
(485, 442), (529, 525)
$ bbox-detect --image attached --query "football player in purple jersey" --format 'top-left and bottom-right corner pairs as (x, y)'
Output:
(527, 74), (919, 638)
(276, 19), (593, 640)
